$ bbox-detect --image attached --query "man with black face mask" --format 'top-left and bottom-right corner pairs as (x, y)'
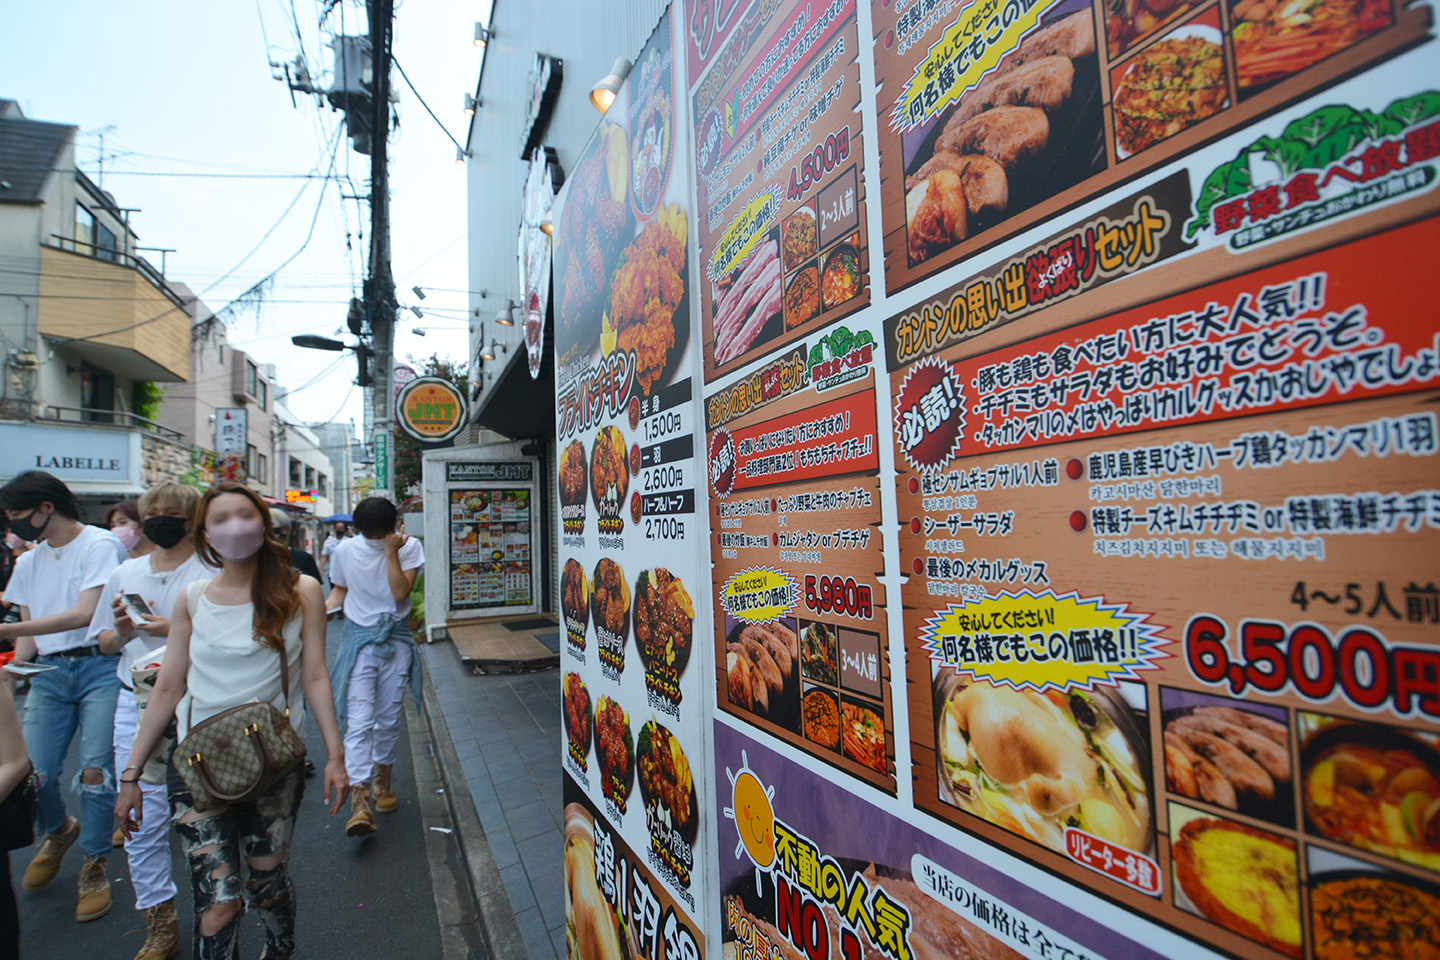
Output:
(0, 471), (127, 923)
(90, 481), (213, 957)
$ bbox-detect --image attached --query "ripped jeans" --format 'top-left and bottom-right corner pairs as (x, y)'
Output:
(22, 653), (121, 857)
(167, 763), (305, 960)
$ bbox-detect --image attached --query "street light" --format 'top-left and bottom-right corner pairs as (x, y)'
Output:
(291, 334), (347, 351)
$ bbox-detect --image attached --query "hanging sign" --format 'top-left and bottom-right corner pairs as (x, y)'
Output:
(396, 376), (468, 443)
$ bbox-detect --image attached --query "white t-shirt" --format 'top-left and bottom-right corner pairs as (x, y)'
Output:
(321, 535), (343, 558)
(329, 536), (424, 627)
(3, 524), (127, 654)
(87, 551), (215, 684)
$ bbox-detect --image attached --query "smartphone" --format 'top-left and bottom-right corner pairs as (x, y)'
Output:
(4, 662), (58, 677)
(123, 593), (154, 625)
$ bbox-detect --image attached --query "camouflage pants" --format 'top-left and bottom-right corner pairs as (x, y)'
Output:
(167, 763), (305, 960)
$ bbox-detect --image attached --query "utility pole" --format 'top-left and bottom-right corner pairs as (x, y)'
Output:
(368, 0), (395, 497)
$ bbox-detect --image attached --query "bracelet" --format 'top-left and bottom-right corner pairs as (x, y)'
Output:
(121, 765), (142, 774)
(119, 777), (140, 784)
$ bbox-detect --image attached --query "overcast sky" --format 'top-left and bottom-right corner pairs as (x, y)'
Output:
(0, 0), (488, 439)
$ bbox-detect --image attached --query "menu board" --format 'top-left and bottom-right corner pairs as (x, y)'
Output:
(449, 488), (533, 610)
(870, 0), (1433, 293)
(610, 1), (1440, 959)
(690, 0), (871, 381)
(555, 9), (710, 955)
(705, 344), (896, 793)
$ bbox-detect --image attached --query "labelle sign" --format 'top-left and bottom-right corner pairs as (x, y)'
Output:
(396, 376), (468, 444)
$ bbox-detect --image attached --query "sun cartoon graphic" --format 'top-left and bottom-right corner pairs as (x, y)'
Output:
(722, 750), (776, 877)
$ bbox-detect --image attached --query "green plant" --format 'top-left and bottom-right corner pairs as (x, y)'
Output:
(409, 572), (425, 630)
(131, 381), (163, 421)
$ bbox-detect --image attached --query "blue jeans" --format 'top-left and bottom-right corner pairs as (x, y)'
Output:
(22, 654), (122, 858)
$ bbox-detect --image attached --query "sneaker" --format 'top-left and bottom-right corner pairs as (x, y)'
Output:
(75, 855), (111, 922)
(23, 816), (80, 891)
(372, 763), (397, 814)
(133, 898), (180, 960)
(345, 783), (376, 837)
(113, 826), (126, 848)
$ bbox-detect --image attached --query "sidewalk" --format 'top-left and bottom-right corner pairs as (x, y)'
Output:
(420, 642), (565, 960)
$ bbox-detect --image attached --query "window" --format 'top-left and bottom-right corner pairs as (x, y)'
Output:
(258, 453), (268, 483)
(246, 444), (258, 479)
(74, 203), (94, 255)
(95, 221), (118, 263)
(245, 361), (258, 397)
(256, 378), (267, 411)
(319, 473), (330, 498)
(289, 457), (303, 487)
(305, 466), (316, 490)
(81, 364), (114, 423)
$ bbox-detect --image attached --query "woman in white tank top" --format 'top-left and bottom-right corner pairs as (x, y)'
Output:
(116, 483), (348, 960)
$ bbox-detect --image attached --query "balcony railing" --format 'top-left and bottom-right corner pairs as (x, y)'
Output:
(45, 236), (179, 305)
(37, 406), (184, 443)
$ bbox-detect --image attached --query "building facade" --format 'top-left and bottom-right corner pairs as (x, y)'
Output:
(0, 99), (193, 512)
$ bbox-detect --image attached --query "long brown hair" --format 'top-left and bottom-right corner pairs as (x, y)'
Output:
(194, 482), (300, 650)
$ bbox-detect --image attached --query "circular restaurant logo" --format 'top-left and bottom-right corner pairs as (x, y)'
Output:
(397, 377), (468, 443)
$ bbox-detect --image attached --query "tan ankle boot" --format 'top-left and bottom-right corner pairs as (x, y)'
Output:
(24, 816), (80, 891)
(75, 854), (111, 922)
(346, 782), (376, 837)
(372, 763), (397, 814)
(133, 898), (180, 960)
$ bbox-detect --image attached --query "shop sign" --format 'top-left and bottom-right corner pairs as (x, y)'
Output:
(518, 54), (563, 160)
(0, 422), (136, 484)
(521, 147), (558, 379)
(396, 377), (468, 443)
(445, 461), (533, 482)
(284, 489), (317, 504)
(216, 407), (247, 454)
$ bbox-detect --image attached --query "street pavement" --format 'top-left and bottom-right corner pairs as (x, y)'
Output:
(13, 616), (443, 959)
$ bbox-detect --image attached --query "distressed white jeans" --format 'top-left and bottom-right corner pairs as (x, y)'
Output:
(114, 692), (178, 910)
(344, 643), (412, 785)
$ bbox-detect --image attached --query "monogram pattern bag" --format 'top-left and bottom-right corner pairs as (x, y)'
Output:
(174, 600), (306, 812)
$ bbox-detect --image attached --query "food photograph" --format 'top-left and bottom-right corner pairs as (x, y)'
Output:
(605, 203), (689, 396)
(1232, 0), (1392, 93)
(724, 616), (799, 727)
(590, 426), (630, 522)
(801, 687), (841, 752)
(636, 720), (697, 843)
(595, 695), (634, 811)
(1160, 688), (1294, 827)
(782, 262), (820, 329)
(632, 568), (693, 680)
(564, 805), (632, 960)
(630, 88), (673, 219)
(712, 228), (783, 365)
(1299, 712), (1440, 874)
(561, 558), (589, 648)
(799, 621), (838, 686)
(1111, 19), (1230, 158)
(564, 673), (592, 765)
(901, 5), (1104, 265)
(820, 235), (862, 310)
(560, 439), (588, 508)
(1108, 0), (1208, 56)
(781, 204), (817, 272)
(1169, 804), (1302, 958)
(936, 672), (1155, 857)
(591, 557), (631, 652)
(1307, 847), (1440, 960)
(555, 121), (632, 365)
(840, 697), (888, 773)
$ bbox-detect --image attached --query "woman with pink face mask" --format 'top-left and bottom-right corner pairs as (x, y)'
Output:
(115, 482), (347, 960)
(106, 500), (154, 561)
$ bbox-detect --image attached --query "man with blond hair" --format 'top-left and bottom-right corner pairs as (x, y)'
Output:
(92, 481), (213, 959)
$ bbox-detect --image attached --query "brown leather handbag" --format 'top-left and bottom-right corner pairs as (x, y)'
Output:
(174, 646), (306, 812)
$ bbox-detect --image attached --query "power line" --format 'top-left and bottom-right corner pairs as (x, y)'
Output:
(392, 56), (466, 154)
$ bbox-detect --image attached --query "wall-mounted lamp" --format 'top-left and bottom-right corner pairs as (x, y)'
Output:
(409, 305), (424, 319)
(539, 211), (554, 236)
(456, 147), (470, 165)
(412, 285), (426, 300)
(473, 23), (493, 48)
(496, 299), (516, 326)
(590, 57), (632, 113)
(480, 339), (507, 362)
(463, 93), (478, 115)
(413, 328), (427, 337)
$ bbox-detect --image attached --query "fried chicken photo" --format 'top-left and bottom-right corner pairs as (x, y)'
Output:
(610, 204), (687, 395)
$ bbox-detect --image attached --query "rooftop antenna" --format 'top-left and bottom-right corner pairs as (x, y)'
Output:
(84, 123), (117, 190)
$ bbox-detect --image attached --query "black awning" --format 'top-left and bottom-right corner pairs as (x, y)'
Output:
(471, 323), (555, 439)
